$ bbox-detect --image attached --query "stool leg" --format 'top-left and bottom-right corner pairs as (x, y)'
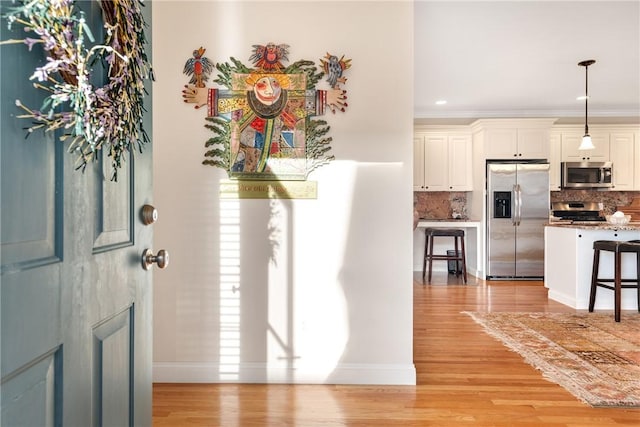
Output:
(428, 234), (435, 283)
(615, 250), (622, 322)
(422, 231), (429, 281)
(453, 236), (460, 278)
(460, 236), (467, 284)
(588, 248), (600, 313)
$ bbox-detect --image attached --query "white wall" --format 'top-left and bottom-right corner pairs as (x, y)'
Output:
(152, 1), (415, 384)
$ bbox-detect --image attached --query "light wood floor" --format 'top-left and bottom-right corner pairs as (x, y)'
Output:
(153, 272), (640, 426)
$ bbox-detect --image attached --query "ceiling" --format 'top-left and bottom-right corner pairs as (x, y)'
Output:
(414, 1), (640, 124)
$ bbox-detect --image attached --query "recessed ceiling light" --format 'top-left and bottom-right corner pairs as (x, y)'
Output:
(435, 100), (447, 105)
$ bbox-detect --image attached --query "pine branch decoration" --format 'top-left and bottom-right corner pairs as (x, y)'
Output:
(284, 60), (324, 89)
(305, 118), (335, 175)
(202, 116), (230, 169)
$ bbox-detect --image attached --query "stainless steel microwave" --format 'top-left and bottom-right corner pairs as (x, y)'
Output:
(561, 161), (613, 189)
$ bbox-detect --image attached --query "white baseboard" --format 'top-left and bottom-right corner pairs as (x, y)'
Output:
(153, 361), (416, 385)
(548, 288), (639, 310)
(547, 289), (576, 308)
(413, 266), (481, 278)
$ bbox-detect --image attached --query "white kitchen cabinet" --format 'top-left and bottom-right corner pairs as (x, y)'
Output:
(447, 135), (473, 190)
(560, 131), (609, 162)
(636, 132), (640, 190)
(548, 132), (562, 191)
(414, 132), (472, 191)
(609, 132), (635, 190)
(484, 127), (549, 159)
(471, 119), (555, 161)
(413, 136), (425, 191)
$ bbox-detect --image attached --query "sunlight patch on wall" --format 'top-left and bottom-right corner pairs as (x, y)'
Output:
(266, 197), (295, 381)
(219, 198), (241, 381)
(292, 161), (359, 380)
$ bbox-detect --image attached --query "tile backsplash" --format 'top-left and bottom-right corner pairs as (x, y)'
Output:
(414, 192), (468, 219)
(414, 190), (640, 220)
(550, 190), (640, 215)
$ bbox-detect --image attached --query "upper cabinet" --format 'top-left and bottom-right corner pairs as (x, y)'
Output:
(414, 130), (472, 191)
(484, 128), (550, 159)
(609, 132), (635, 191)
(413, 122), (639, 193)
(549, 132), (562, 191)
(636, 132), (640, 191)
(471, 119), (556, 160)
(554, 125), (638, 190)
(560, 131), (609, 162)
(413, 136), (426, 191)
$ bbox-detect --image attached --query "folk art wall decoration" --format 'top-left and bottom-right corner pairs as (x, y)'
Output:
(182, 43), (351, 181)
(0, 0), (154, 181)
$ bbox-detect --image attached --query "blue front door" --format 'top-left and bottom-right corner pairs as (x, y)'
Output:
(1, 2), (154, 426)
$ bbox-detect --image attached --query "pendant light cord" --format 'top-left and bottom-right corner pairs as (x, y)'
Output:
(584, 64), (589, 136)
(578, 59), (595, 137)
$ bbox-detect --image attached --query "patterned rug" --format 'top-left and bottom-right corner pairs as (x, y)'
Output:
(464, 311), (640, 407)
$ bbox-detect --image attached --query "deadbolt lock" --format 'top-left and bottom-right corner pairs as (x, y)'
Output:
(141, 204), (158, 225)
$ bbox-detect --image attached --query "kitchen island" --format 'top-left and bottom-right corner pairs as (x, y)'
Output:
(544, 222), (640, 310)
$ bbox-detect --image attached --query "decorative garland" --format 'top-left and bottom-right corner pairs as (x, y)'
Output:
(1, 0), (153, 181)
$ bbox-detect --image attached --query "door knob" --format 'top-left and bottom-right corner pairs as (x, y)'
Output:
(142, 249), (169, 270)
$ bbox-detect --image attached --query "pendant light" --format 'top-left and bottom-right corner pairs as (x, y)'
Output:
(578, 59), (596, 150)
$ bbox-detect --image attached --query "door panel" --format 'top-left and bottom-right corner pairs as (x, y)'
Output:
(516, 163), (549, 220)
(514, 219), (546, 277)
(1, 2), (154, 426)
(487, 163), (516, 277)
(1, 349), (62, 427)
(514, 163), (549, 277)
(93, 155), (133, 252)
(92, 307), (133, 427)
(0, 35), (62, 271)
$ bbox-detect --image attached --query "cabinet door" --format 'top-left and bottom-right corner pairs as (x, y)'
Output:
(423, 135), (448, 191)
(518, 128), (549, 159)
(610, 132), (635, 190)
(485, 128), (518, 159)
(636, 132), (640, 190)
(448, 135), (472, 191)
(561, 132), (609, 162)
(549, 132), (562, 190)
(413, 136), (425, 191)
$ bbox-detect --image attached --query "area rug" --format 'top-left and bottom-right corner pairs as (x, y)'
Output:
(464, 311), (640, 407)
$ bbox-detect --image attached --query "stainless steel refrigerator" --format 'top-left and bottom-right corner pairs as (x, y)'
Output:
(486, 161), (550, 279)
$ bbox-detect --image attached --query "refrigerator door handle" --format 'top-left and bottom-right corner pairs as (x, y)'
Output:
(515, 184), (522, 226)
(512, 184), (518, 226)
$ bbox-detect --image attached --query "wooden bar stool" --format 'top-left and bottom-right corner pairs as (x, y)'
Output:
(588, 240), (640, 322)
(422, 228), (467, 284)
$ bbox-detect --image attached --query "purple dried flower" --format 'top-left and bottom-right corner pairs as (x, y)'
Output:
(23, 38), (40, 51)
(31, 68), (49, 82)
(43, 35), (57, 51)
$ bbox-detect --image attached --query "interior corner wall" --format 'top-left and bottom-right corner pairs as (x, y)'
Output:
(151, 1), (415, 385)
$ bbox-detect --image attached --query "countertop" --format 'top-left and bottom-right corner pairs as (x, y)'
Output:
(546, 221), (640, 231)
(417, 219), (481, 228)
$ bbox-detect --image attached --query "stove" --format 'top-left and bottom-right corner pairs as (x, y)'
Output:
(551, 201), (606, 222)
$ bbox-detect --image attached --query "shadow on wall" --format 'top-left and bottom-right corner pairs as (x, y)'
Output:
(225, 170), (352, 384)
(217, 161), (411, 385)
